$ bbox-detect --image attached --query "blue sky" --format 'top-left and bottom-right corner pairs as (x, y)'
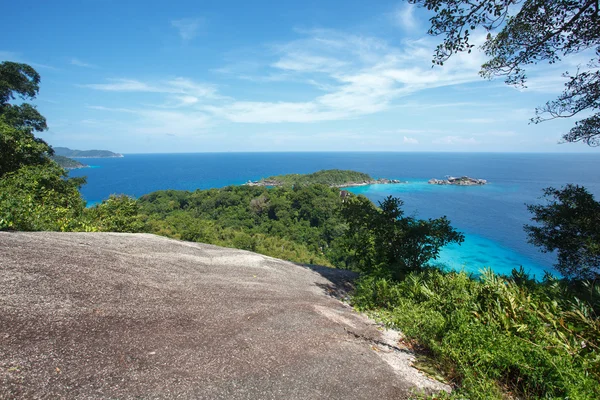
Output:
(2, 0), (596, 153)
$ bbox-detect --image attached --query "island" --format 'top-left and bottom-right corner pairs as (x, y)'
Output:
(244, 169), (404, 188)
(50, 155), (88, 169)
(53, 147), (123, 158)
(428, 176), (487, 186)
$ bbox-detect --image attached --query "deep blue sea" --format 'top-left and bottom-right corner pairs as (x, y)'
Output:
(69, 152), (600, 278)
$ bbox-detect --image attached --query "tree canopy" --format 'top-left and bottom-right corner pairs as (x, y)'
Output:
(410, 0), (600, 145)
(0, 120), (52, 178)
(0, 62), (52, 178)
(525, 185), (600, 280)
(0, 61), (47, 133)
(261, 169), (374, 187)
(341, 195), (464, 278)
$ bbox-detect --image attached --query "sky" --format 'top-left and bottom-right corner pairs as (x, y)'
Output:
(2, 0), (597, 153)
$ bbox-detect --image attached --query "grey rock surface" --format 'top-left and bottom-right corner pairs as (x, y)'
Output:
(0, 232), (448, 399)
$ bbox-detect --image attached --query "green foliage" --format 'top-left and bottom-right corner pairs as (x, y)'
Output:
(410, 0), (600, 145)
(353, 269), (600, 399)
(138, 184), (347, 266)
(525, 185), (600, 280)
(0, 120), (53, 178)
(262, 169), (373, 186)
(0, 62), (136, 234)
(0, 62), (52, 179)
(84, 195), (143, 233)
(340, 195), (464, 277)
(0, 61), (47, 132)
(50, 155), (87, 169)
(0, 163), (87, 231)
(53, 147), (121, 158)
(0, 62), (88, 232)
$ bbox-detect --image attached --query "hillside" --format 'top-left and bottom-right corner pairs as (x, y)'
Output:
(244, 169), (402, 188)
(260, 169), (374, 186)
(138, 184), (346, 266)
(50, 155), (88, 169)
(0, 232), (447, 399)
(53, 147), (123, 158)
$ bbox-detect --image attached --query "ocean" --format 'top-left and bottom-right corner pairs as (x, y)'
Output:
(69, 152), (600, 278)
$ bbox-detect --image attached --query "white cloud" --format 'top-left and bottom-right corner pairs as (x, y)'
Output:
(71, 58), (97, 68)
(392, 4), (418, 31)
(88, 105), (212, 136)
(82, 29), (493, 128)
(202, 101), (347, 123)
(0, 51), (59, 71)
(403, 136), (419, 144)
(171, 18), (204, 41)
(432, 136), (480, 145)
(83, 79), (157, 92)
(456, 118), (497, 124)
(82, 78), (221, 99)
(200, 30), (488, 124)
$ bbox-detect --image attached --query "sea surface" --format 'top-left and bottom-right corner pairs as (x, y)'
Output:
(69, 152), (600, 278)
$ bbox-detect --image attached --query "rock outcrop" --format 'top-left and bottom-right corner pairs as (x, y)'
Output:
(0, 232), (448, 399)
(428, 176), (487, 186)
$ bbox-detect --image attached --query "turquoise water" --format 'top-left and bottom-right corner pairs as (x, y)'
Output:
(347, 180), (546, 277)
(69, 152), (600, 277)
(348, 181), (545, 277)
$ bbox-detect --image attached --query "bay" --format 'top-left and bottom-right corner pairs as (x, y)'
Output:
(69, 152), (600, 278)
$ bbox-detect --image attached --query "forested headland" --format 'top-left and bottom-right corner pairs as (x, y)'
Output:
(53, 147), (122, 158)
(246, 169), (402, 187)
(50, 155), (88, 169)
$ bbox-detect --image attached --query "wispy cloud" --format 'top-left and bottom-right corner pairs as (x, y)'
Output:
(204, 30), (487, 123)
(82, 77), (222, 100)
(0, 50), (59, 71)
(392, 4), (418, 31)
(71, 58), (97, 68)
(88, 105), (212, 136)
(432, 136), (480, 145)
(403, 136), (419, 144)
(83, 28), (491, 129)
(171, 18), (205, 41)
(455, 118), (497, 124)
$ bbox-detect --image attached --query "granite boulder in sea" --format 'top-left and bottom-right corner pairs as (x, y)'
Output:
(428, 176), (487, 186)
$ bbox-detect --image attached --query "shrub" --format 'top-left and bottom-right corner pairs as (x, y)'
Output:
(84, 194), (143, 233)
(0, 164), (86, 231)
(352, 269), (600, 399)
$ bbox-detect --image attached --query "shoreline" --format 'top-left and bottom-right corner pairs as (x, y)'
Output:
(244, 178), (406, 188)
(72, 155), (124, 159)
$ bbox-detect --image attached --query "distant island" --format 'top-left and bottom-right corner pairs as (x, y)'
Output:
(53, 147), (123, 158)
(244, 169), (403, 188)
(428, 176), (487, 186)
(51, 155), (88, 169)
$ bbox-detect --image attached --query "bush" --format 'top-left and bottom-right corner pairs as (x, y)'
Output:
(352, 269), (600, 399)
(84, 194), (143, 233)
(0, 163), (87, 231)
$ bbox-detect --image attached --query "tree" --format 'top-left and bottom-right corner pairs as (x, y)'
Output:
(0, 120), (51, 178)
(0, 62), (53, 178)
(0, 62), (87, 232)
(0, 61), (48, 132)
(0, 163), (86, 231)
(84, 195), (143, 233)
(525, 185), (600, 280)
(410, 0), (600, 145)
(341, 195), (464, 278)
